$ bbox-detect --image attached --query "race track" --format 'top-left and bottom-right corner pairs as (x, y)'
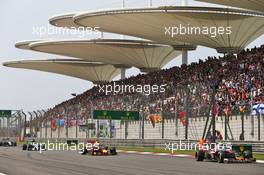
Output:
(0, 147), (263, 175)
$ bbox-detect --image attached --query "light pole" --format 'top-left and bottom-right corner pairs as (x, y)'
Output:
(33, 111), (39, 137)
(28, 112), (33, 137)
(71, 93), (79, 139)
(174, 87), (178, 137)
(161, 99), (165, 139)
(41, 109), (47, 139)
(37, 110), (43, 139)
(22, 112), (27, 139)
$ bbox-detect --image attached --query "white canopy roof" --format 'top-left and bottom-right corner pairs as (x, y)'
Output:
(196, 0), (264, 12)
(3, 59), (120, 84)
(64, 6), (264, 53)
(17, 39), (183, 72)
(15, 40), (41, 50)
(49, 12), (80, 28)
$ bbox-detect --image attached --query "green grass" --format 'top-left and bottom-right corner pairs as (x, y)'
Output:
(253, 153), (264, 160)
(17, 141), (26, 145)
(117, 146), (195, 155)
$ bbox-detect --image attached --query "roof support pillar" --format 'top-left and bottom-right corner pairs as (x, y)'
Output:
(149, 0), (152, 7)
(100, 32), (104, 39)
(121, 68), (126, 80)
(182, 49), (188, 65)
(122, 0), (125, 8)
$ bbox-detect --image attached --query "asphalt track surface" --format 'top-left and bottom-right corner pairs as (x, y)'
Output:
(0, 147), (263, 175)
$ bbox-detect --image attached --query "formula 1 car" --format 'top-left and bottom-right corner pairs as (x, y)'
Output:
(195, 141), (256, 163)
(22, 140), (45, 151)
(0, 138), (17, 147)
(80, 140), (117, 156)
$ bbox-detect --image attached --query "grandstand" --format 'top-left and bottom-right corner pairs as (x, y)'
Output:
(2, 1), (264, 174)
(2, 0), (264, 142)
(29, 45), (264, 141)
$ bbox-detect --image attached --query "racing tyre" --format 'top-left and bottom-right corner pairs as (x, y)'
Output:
(22, 144), (27, 150)
(217, 151), (224, 163)
(41, 144), (45, 150)
(244, 150), (252, 159)
(195, 150), (204, 161)
(28, 145), (34, 151)
(110, 147), (117, 155)
(81, 148), (88, 155)
(205, 152), (211, 160)
(91, 150), (97, 156)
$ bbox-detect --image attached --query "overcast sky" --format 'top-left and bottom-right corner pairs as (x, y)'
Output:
(0, 0), (264, 112)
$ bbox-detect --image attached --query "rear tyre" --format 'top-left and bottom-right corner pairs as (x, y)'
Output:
(41, 144), (46, 150)
(81, 148), (88, 155)
(217, 151), (224, 163)
(244, 150), (252, 159)
(110, 147), (117, 155)
(195, 150), (204, 161)
(205, 152), (211, 160)
(22, 144), (27, 150)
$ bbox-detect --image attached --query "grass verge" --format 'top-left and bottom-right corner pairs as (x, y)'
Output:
(253, 153), (264, 160)
(117, 146), (194, 155)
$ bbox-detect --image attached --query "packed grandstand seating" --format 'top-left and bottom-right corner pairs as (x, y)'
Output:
(44, 45), (264, 123)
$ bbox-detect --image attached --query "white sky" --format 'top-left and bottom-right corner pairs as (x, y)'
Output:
(0, 0), (264, 112)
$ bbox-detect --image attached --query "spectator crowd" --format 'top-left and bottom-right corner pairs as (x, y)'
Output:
(43, 45), (264, 124)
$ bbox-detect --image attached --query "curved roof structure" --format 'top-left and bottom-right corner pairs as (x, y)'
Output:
(67, 6), (264, 53)
(19, 39), (182, 72)
(3, 59), (120, 84)
(15, 40), (42, 50)
(49, 11), (196, 51)
(49, 12), (81, 28)
(196, 0), (264, 12)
